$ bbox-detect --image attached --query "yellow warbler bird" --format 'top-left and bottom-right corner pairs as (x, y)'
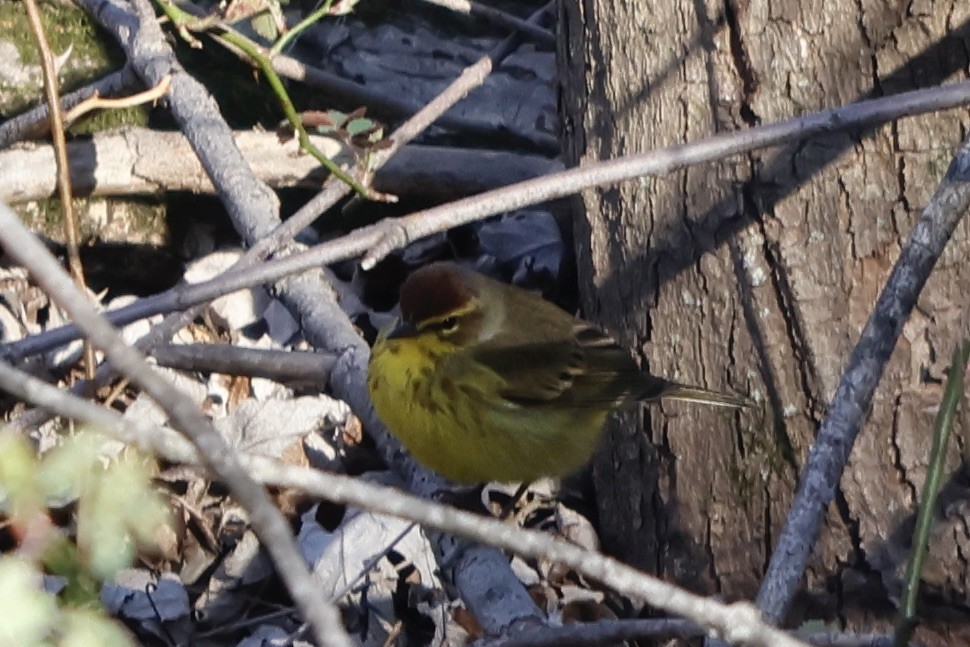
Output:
(367, 262), (750, 484)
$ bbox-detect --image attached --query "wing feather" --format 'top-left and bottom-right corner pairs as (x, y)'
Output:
(460, 285), (750, 409)
(467, 318), (668, 408)
(466, 339), (582, 403)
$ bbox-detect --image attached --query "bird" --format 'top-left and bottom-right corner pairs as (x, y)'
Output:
(367, 261), (751, 484)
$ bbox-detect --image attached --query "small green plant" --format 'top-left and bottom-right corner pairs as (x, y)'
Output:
(279, 107), (391, 174)
(0, 429), (172, 645)
(895, 338), (970, 646)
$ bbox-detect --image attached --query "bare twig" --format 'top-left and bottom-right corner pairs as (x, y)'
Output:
(360, 78), (970, 268)
(23, 0), (96, 380)
(414, 0), (554, 46)
(221, 471), (807, 646)
(174, 0), (555, 309)
(0, 356), (157, 448)
(755, 133), (970, 622)
(62, 74), (171, 125)
(0, 66), (140, 148)
(0, 201), (353, 647)
(481, 619), (902, 647)
(363, 1), (556, 183)
(151, 343), (337, 382)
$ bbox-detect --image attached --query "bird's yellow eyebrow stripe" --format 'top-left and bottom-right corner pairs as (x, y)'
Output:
(415, 301), (478, 331)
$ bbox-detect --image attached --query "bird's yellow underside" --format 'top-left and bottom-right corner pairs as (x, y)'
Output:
(368, 336), (608, 484)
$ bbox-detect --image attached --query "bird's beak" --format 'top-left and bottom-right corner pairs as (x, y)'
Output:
(381, 318), (418, 340)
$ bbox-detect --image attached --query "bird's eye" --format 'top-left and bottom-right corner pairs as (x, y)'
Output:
(440, 316), (459, 333)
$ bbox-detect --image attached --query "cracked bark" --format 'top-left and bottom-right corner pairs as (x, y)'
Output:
(558, 0), (970, 640)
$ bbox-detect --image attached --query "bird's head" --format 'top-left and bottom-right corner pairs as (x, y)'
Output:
(379, 262), (496, 356)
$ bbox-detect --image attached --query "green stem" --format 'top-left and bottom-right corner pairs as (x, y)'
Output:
(894, 336), (970, 647)
(269, 0), (334, 56)
(154, 0), (373, 198)
(217, 30), (371, 196)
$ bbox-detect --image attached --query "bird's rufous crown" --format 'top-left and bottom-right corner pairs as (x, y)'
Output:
(399, 262), (475, 324)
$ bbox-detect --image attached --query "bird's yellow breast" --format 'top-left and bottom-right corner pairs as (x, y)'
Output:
(367, 338), (609, 484)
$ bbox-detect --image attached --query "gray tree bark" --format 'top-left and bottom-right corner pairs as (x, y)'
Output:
(558, 0), (970, 640)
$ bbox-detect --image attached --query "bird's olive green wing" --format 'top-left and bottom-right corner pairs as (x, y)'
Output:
(467, 320), (672, 407)
(467, 338), (587, 403)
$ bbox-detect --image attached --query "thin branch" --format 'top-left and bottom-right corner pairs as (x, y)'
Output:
(0, 200), (353, 647)
(0, 66), (140, 149)
(360, 77), (970, 268)
(222, 468), (808, 647)
(480, 619), (902, 647)
(370, 1), (555, 174)
(23, 0), (96, 380)
(413, 0), (555, 46)
(269, 0), (335, 55)
(190, 0), (554, 283)
(0, 356), (170, 453)
(62, 74), (171, 125)
(0, 348), (806, 647)
(151, 343), (337, 382)
(23, 0), (83, 285)
(755, 133), (970, 622)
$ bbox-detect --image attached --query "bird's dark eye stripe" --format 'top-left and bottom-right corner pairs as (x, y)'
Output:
(423, 316), (459, 332)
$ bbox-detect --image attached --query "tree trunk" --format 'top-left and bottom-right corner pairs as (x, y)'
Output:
(558, 0), (970, 639)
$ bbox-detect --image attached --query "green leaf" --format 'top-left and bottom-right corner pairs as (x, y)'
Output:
(0, 432), (42, 517)
(59, 608), (134, 647)
(345, 117), (376, 137)
(251, 12), (279, 41)
(0, 556), (57, 644)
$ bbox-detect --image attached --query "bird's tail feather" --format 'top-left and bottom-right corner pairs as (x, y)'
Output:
(658, 383), (754, 409)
